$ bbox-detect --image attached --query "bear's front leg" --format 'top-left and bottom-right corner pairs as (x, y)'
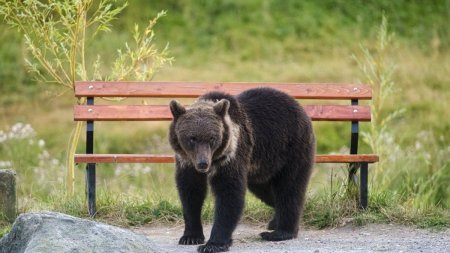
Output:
(176, 165), (207, 245)
(198, 170), (246, 253)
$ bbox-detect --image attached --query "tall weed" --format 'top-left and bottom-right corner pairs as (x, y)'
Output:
(355, 16), (450, 210)
(0, 0), (172, 194)
(355, 16), (404, 178)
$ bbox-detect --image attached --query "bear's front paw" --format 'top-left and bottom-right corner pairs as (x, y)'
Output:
(179, 235), (205, 245)
(260, 230), (295, 241)
(197, 241), (231, 253)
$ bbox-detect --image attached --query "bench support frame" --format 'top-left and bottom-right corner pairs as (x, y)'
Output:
(348, 99), (369, 209)
(349, 99), (359, 185)
(86, 97), (96, 216)
(359, 162), (368, 209)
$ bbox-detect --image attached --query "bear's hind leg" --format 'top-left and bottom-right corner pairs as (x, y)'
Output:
(248, 182), (277, 230)
(176, 166), (207, 245)
(260, 184), (299, 241)
(260, 163), (312, 241)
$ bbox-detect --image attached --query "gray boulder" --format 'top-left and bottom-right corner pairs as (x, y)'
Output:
(0, 211), (162, 253)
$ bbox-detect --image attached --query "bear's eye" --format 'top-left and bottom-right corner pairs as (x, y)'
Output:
(189, 137), (197, 144)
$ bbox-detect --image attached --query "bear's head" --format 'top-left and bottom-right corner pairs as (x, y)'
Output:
(169, 99), (231, 173)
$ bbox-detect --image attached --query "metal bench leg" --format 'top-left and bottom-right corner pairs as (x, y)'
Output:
(348, 99), (359, 187)
(86, 96), (96, 216)
(87, 163), (96, 216)
(359, 162), (368, 209)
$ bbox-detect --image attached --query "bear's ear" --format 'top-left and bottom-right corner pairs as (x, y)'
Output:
(213, 99), (230, 117)
(170, 100), (186, 119)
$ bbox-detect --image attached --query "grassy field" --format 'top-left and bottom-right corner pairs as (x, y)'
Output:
(0, 0), (449, 235)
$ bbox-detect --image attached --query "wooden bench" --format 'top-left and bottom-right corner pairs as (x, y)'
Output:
(74, 81), (379, 216)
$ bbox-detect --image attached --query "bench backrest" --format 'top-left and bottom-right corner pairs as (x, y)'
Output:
(73, 81), (379, 164)
(74, 81), (372, 122)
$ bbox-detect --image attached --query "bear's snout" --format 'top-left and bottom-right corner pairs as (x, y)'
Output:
(194, 144), (212, 173)
(197, 160), (209, 172)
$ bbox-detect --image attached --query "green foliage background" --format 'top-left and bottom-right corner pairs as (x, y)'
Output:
(1, 0), (449, 91)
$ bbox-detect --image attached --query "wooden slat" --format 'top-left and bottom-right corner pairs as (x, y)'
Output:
(315, 154), (379, 163)
(75, 81), (372, 100)
(74, 154), (378, 164)
(75, 154), (174, 163)
(74, 105), (371, 122)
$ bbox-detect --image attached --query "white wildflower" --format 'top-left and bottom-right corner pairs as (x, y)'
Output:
(38, 139), (45, 148)
(142, 166), (153, 174)
(0, 131), (6, 143)
(51, 159), (59, 166)
(415, 141), (422, 150)
(8, 122), (36, 139)
(0, 160), (13, 169)
(21, 124), (35, 138)
(11, 122), (23, 133)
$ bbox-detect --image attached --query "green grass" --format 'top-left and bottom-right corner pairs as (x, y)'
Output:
(1, 0), (449, 235)
(0, 224), (11, 238)
(0, 212), (11, 237)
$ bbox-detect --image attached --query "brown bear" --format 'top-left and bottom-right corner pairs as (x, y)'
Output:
(169, 87), (315, 253)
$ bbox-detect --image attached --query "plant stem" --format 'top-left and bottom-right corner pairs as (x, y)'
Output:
(66, 120), (84, 195)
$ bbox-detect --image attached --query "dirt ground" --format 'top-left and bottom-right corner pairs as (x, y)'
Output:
(133, 223), (450, 253)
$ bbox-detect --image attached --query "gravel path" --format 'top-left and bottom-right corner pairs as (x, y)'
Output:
(133, 223), (450, 253)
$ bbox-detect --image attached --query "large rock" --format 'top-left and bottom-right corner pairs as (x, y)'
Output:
(0, 212), (162, 253)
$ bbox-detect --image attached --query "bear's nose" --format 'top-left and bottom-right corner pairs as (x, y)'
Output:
(197, 161), (209, 171)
